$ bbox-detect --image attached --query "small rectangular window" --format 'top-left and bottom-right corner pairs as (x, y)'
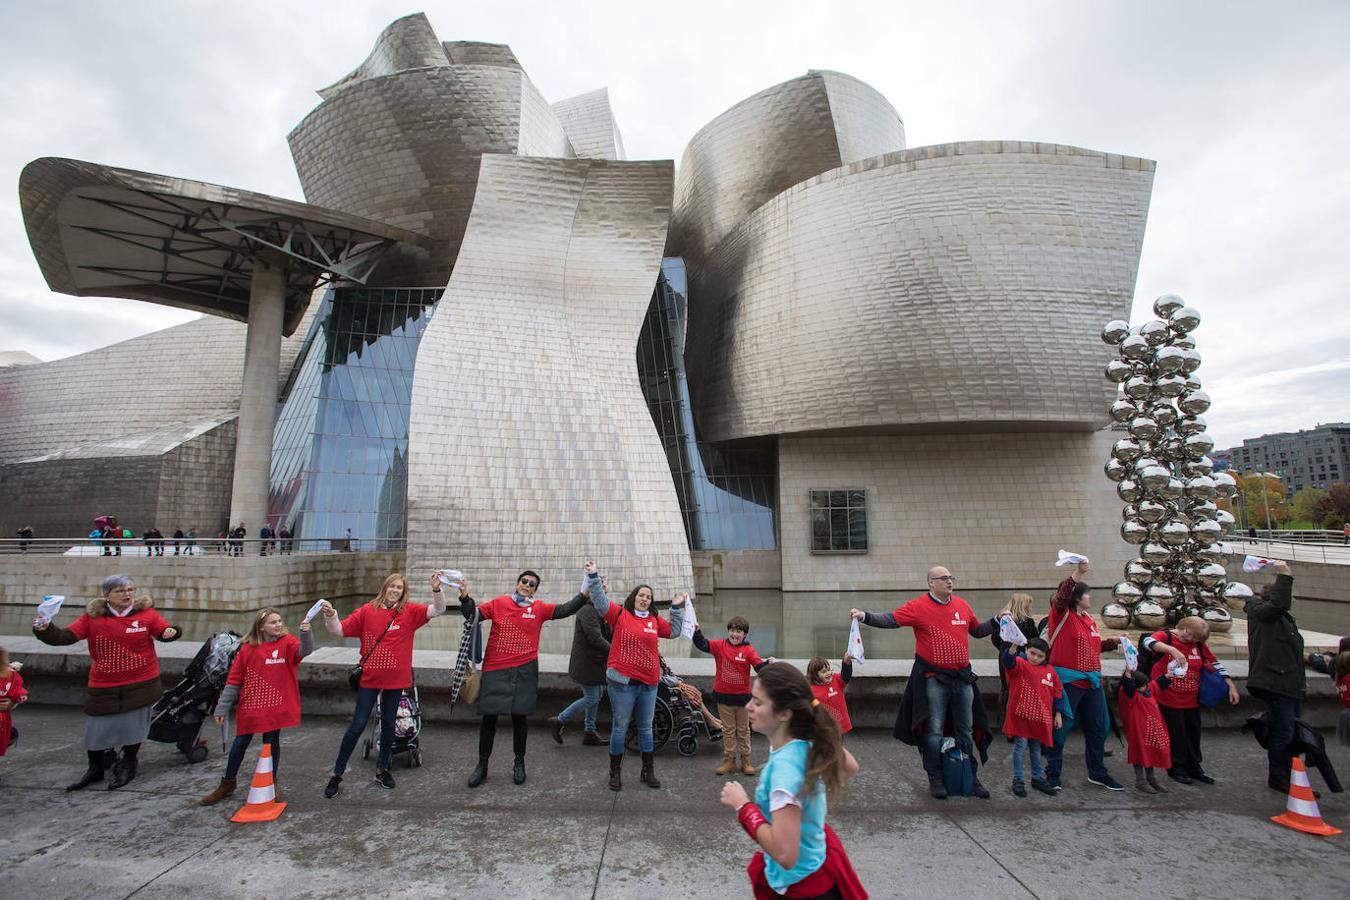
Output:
(810, 489), (868, 553)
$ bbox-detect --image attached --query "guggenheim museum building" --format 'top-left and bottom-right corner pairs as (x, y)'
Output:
(1, 13), (1153, 596)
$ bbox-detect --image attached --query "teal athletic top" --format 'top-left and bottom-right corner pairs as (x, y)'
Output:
(754, 739), (826, 891)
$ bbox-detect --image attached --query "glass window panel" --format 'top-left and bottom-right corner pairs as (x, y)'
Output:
(849, 509), (868, 550)
(830, 490), (846, 508)
(848, 490), (866, 508)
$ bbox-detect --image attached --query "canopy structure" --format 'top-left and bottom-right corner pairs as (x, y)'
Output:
(20, 157), (432, 335)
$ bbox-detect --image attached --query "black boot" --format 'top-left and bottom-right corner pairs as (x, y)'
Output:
(467, 757), (489, 788)
(66, 750), (113, 792)
(108, 745), (139, 790)
(609, 753), (623, 791)
(640, 751), (660, 788)
(512, 756), (526, 785)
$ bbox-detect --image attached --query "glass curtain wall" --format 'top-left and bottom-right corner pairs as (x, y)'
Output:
(268, 286), (442, 541)
(636, 258), (777, 549)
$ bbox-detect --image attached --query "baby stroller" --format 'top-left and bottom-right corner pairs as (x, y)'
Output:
(149, 631), (241, 763)
(364, 681), (424, 767)
(626, 657), (723, 757)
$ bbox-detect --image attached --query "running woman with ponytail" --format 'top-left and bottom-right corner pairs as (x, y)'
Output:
(720, 663), (867, 900)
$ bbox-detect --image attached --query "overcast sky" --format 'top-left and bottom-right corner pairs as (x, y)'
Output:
(2, 1), (1346, 449)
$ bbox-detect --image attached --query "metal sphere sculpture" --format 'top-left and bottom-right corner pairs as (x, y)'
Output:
(1100, 296), (1237, 630)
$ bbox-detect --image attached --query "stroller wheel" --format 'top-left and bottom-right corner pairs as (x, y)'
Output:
(187, 743), (209, 764)
(411, 748), (423, 768)
(676, 732), (699, 758)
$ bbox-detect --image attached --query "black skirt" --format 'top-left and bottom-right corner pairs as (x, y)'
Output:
(477, 660), (540, 716)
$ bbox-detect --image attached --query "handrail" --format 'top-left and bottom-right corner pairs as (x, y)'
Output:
(0, 537), (407, 556)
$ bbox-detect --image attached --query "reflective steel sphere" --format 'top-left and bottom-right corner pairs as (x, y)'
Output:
(1183, 433), (1216, 459)
(1216, 509), (1236, 530)
(1193, 544), (1225, 563)
(1128, 416), (1161, 441)
(1222, 581), (1253, 611)
(1155, 374), (1188, 398)
(1105, 359), (1133, 383)
(1184, 475), (1217, 500)
(1201, 607), (1233, 633)
(1124, 375), (1157, 400)
(1168, 306), (1201, 333)
(1126, 558), (1154, 583)
(1153, 345), (1188, 375)
(1188, 500), (1219, 521)
(1117, 479), (1143, 502)
(1110, 398), (1140, 423)
(1146, 583), (1176, 609)
(1140, 319), (1171, 347)
(1153, 294), (1186, 318)
(1160, 520), (1191, 546)
(1139, 465), (1171, 491)
(1179, 347), (1202, 376)
(1133, 456), (1163, 474)
(1149, 402), (1179, 426)
(1105, 458), (1128, 482)
(1141, 542), (1173, 565)
(1156, 477), (1185, 501)
(1112, 438), (1143, 461)
(1137, 499), (1168, 524)
(1112, 581), (1144, 604)
(1191, 519), (1222, 545)
(1133, 601), (1167, 628)
(1122, 503), (1141, 522)
(1182, 456), (1215, 477)
(1176, 415), (1208, 436)
(1120, 333), (1153, 361)
(1179, 389), (1212, 416)
(1101, 603), (1133, 630)
(1212, 471), (1237, 498)
(1101, 319), (1131, 345)
(1121, 520), (1150, 544)
(1196, 562), (1227, 588)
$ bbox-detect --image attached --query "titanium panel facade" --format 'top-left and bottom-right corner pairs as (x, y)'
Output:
(316, 13), (451, 100)
(552, 88), (627, 161)
(685, 142), (1155, 441)
(667, 71), (905, 262)
(405, 155), (693, 600)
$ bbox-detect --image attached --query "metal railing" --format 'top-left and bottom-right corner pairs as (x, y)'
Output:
(1245, 528), (1347, 545)
(0, 537), (406, 557)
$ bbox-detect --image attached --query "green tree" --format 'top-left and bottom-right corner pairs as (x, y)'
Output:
(1291, 486), (1328, 524)
(1313, 481), (1350, 528)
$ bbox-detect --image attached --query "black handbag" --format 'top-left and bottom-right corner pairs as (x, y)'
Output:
(348, 610), (397, 691)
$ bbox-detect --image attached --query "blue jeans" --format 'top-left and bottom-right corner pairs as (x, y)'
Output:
(1259, 691), (1301, 782)
(559, 684), (606, 733)
(333, 687), (401, 774)
(923, 676), (974, 777)
(608, 678), (657, 755)
(1011, 736), (1043, 782)
(1045, 683), (1109, 783)
(224, 730), (280, 780)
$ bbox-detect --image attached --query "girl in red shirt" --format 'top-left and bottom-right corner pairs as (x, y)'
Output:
(585, 562), (686, 792)
(1116, 669), (1173, 793)
(0, 646), (28, 762)
(33, 574), (180, 791)
(198, 608), (314, 806)
(808, 654), (854, 736)
(322, 573), (448, 797)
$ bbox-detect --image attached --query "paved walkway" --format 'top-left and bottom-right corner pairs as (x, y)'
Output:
(1228, 539), (1350, 566)
(2, 707), (1348, 898)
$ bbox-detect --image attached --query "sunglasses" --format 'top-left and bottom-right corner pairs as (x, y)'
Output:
(518, 579), (539, 589)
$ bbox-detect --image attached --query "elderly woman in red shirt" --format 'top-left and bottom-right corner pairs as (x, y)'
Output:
(33, 574), (180, 791)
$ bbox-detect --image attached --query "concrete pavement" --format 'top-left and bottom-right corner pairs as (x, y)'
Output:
(2, 706), (1348, 899)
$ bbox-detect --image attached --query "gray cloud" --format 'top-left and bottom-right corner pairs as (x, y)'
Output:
(2, 1), (1346, 450)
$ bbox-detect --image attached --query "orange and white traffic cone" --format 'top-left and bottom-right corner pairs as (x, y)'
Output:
(1270, 757), (1341, 836)
(230, 742), (286, 823)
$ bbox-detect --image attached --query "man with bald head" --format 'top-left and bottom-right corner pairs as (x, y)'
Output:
(852, 565), (999, 799)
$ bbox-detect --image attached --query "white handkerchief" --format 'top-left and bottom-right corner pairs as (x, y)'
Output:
(1120, 635), (1138, 671)
(303, 599), (326, 623)
(998, 613), (1027, 646)
(681, 596), (698, 639)
(847, 618), (866, 666)
(1242, 555), (1272, 573)
(36, 594), (65, 625)
(1167, 657), (1189, 678)
(437, 569), (465, 588)
(1056, 549), (1089, 567)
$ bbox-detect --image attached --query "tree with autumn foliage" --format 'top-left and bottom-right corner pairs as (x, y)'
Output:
(1217, 472), (1289, 529)
(1312, 482), (1350, 528)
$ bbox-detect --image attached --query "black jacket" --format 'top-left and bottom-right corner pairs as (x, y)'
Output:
(1243, 713), (1342, 792)
(1246, 575), (1304, 700)
(893, 656), (992, 766)
(567, 602), (611, 686)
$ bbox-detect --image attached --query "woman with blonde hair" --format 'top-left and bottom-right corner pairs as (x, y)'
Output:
(321, 572), (450, 797)
(198, 607), (314, 806)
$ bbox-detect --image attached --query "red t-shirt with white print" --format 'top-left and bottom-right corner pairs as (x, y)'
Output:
(892, 594), (981, 669)
(811, 673), (852, 734)
(479, 595), (558, 672)
(68, 609), (172, 687)
(0, 670), (27, 756)
(708, 638), (765, 695)
(1147, 630), (1218, 709)
(342, 602), (430, 689)
(604, 605), (672, 685)
(227, 634), (303, 734)
(1003, 655), (1062, 746)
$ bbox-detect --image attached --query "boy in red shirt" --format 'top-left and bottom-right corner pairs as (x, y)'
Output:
(1000, 637), (1062, 797)
(1143, 616), (1238, 784)
(693, 616), (773, 775)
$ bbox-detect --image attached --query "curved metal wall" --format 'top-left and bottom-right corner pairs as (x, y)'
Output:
(667, 71), (905, 263)
(685, 142), (1154, 441)
(405, 154), (693, 603)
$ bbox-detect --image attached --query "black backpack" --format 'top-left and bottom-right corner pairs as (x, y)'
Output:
(1135, 629), (1172, 679)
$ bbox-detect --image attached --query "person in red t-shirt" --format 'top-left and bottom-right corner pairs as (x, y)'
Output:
(0, 646), (28, 763)
(1116, 668), (1173, 793)
(198, 607), (315, 806)
(1000, 637), (1063, 797)
(1142, 616), (1237, 785)
(33, 574), (180, 791)
(1042, 559), (1124, 793)
(321, 572), (448, 797)
(850, 565), (998, 799)
(586, 562), (686, 791)
(808, 654), (854, 737)
(692, 615), (774, 776)
(460, 568), (589, 789)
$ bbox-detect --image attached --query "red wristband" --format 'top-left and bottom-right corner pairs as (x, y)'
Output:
(737, 801), (768, 841)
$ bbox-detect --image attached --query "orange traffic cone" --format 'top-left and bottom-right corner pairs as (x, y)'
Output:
(1270, 757), (1341, 836)
(230, 742), (286, 823)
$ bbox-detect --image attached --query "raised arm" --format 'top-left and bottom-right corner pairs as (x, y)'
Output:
(840, 655), (854, 686)
(1000, 645), (1021, 670)
(1246, 564), (1292, 623)
(298, 624), (316, 659)
(320, 601), (345, 637)
(553, 592), (588, 620)
(690, 627), (712, 654)
(32, 618), (82, 646)
(426, 572), (450, 618)
(968, 615), (998, 639)
(586, 562), (611, 616)
(668, 596), (686, 635)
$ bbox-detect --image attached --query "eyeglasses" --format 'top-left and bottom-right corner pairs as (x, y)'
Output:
(519, 579), (539, 589)
(929, 575), (955, 582)
(112, 587), (136, 593)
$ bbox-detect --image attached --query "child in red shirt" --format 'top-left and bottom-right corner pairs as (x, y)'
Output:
(1143, 616), (1238, 784)
(1000, 637), (1062, 797)
(808, 654), (854, 736)
(692, 615), (772, 776)
(0, 647), (28, 763)
(1117, 669), (1173, 793)
(199, 608), (314, 806)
